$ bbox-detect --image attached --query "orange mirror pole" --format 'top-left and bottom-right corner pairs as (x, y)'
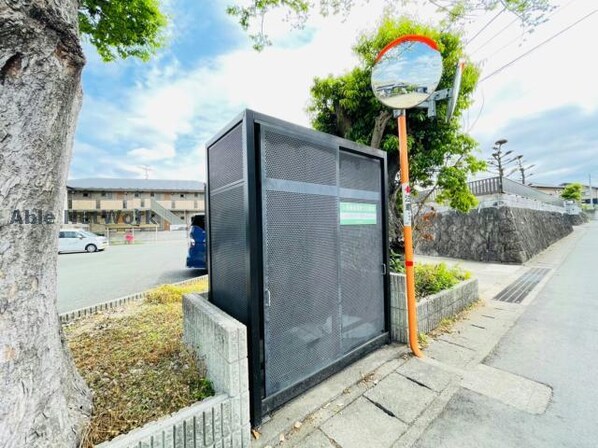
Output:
(397, 110), (423, 358)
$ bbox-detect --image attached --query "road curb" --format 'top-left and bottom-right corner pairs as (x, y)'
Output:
(59, 274), (208, 324)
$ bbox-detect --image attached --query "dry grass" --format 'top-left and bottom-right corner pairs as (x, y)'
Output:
(428, 299), (483, 340)
(65, 278), (211, 447)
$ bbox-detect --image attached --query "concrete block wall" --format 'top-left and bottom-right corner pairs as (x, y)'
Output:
(96, 395), (233, 448)
(390, 273), (479, 343)
(97, 292), (251, 448)
(183, 293), (251, 443)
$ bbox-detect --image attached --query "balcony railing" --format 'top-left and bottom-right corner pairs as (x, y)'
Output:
(421, 176), (565, 208)
(69, 198), (205, 211)
(70, 200), (97, 210)
(99, 199), (125, 209)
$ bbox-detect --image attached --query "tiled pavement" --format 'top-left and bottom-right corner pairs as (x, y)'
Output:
(253, 226), (585, 448)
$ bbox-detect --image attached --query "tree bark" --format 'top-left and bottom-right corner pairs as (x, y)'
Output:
(386, 151), (403, 250)
(334, 100), (352, 138)
(0, 1), (91, 447)
(369, 110), (402, 248)
(370, 110), (392, 150)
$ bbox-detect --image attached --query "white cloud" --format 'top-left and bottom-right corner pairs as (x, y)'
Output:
(128, 144), (176, 161)
(75, 0), (598, 185)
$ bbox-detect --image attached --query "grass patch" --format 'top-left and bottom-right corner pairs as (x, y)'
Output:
(418, 332), (430, 349)
(65, 278), (211, 447)
(390, 253), (471, 301)
(428, 299), (483, 340)
(145, 278), (209, 304)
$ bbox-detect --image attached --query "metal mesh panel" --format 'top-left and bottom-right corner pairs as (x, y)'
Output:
(340, 152), (384, 353)
(339, 201), (385, 353)
(209, 185), (249, 322)
(340, 152), (381, 192)
(263, 128), (337, 185)
(208, 121), (247, 321)
(263, 190), (340, 396)
(208, 124), (244, 191)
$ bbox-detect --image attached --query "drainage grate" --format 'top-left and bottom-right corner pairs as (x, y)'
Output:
(493, 268), (551, 304)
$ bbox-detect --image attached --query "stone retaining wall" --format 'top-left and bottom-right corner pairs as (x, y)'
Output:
(390, 273), (479, 343)
(416, 206), (575, 264)
(96, 292), (251, 448)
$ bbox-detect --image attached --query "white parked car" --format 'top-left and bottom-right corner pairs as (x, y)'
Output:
(58, 229), (108, 253)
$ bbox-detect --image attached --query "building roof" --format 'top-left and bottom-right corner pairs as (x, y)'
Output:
(67, 178), (205, 192)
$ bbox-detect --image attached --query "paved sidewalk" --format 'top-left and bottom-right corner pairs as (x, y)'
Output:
(252, 226), (587, 448)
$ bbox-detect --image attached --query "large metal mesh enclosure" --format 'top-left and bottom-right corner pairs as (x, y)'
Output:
(206, 110), (389, 425)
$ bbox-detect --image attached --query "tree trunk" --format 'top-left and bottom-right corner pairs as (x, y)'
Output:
(0, 2), (91, 447)
(386, 152), (403, 250)
(369, 110), (402, 248)
(334, 100), (352, 138)
(370, 110), (392, 150)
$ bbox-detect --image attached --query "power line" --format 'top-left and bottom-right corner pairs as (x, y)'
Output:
(470, 17), (518, 55)
(472, 0), (579, 59)
(466, 8), (506, 46)
(480, 9), (598, 83)
(467, 87), (485, 133)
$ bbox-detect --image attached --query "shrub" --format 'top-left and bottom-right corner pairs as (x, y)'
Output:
(389, 252), (470, 300)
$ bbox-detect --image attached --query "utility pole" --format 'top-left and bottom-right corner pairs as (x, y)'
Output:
(139, 165), (152, 180)
(589, 174), (594, 209)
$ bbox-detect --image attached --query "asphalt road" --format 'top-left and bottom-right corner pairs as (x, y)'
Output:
(57, 240), (203, 313)
(415, 222), (598, 448)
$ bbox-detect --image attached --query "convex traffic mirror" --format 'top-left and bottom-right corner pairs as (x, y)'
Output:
(371, 35), (443, 109)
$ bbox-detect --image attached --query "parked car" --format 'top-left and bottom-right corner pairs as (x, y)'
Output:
(186, 215), (206, 269)
(58, 229), (108, 253)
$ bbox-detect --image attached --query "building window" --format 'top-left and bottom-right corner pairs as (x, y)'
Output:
(82, 192), (89, 198)
(180, 194), (185, 198)
(194, 193), (199, 198)
(134, 192), (140, 198)
(150, 192), (155, 197)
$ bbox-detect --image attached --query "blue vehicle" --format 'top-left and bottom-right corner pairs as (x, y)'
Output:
(186, 215), (207, 269)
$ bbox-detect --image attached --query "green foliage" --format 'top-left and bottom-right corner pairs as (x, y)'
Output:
(389, 254), (471, 300)
(418, 332), (430, 348)
(414, 262), (470, 299)
(308, 16), (486, 213)
(561, 183), (583, 202)
(389, 250), (406, 274)
(228, 0), (554, 50)
(79, 0), (167, 61)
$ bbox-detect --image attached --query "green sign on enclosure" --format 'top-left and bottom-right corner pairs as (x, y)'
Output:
(340, 202), (377, 225)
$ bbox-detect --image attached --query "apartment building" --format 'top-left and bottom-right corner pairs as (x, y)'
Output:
(530, 182), (598, 205)
(66, 178), (205, 233)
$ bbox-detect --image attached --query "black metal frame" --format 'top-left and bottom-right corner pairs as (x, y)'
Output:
(206, 110), (390, 426)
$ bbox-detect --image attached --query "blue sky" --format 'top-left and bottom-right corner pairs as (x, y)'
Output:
(71, 0), (598, 187)
(373, 42), (443, 89)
